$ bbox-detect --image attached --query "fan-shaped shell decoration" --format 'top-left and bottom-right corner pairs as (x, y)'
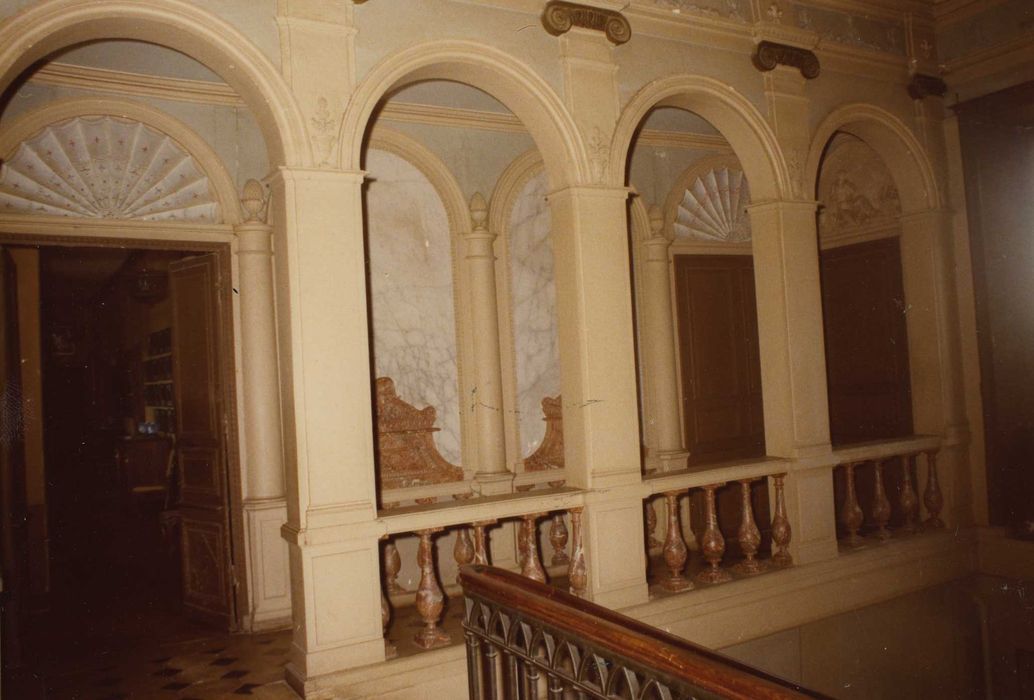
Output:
(674, 167), (751, 242)
(0, 115), (220, 222)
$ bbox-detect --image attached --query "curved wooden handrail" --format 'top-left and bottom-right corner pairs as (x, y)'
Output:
(460, 564), (829, 699)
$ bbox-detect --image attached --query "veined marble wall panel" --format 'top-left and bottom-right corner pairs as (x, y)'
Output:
(2, 83), (269, 190)
(508, 168), (561, 458)
(366, 148), (462, 465)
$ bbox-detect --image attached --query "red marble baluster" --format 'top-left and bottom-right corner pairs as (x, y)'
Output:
(732, 479), (765, 576)
(384, 540), (407, 594)
(871, 459), (892, 540)
(568, 507), (588, 598)
(520, 513), (547, 583)
(472, 520), (495, 566)
(549, 513), (569, 566)
(379, 535), (397, 659)
(840, 462), (865, 547)
(413, 528), (450, 650)
(696, 483), (732, 584)
(899, 454), (919, 535)
(454, 526), (475, 585)
(646, 498), (662, 551)
(923, 449), (945, 529)
(659, 491), (693, 592)
(770, 473), (793, 567)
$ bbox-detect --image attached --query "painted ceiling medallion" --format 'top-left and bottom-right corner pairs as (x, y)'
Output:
(674, 167), (751, 242)
(541, 1), (631, 45)
(0, 115), (220, 222)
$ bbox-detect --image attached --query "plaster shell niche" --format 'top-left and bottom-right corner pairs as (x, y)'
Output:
(366, 148), (461, 464)
(817, 135), (901, 238)
(674, 166), (751, 242)
(508, 169), (561, 458)
(374, 377), (463, 491)
(0, 115), (219, 222)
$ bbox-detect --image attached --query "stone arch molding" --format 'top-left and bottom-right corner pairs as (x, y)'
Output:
(340, 40), (588, 189)
(807, 103), (941, 214)
(612, 75), (791, 201)
(0, 98), (241, 224)
(0, 0), (310, 169)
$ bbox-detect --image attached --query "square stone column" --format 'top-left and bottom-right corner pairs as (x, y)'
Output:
(749, 200), (838, 565)
(549, 185), (649, 607)
(270, 168), (385, 688)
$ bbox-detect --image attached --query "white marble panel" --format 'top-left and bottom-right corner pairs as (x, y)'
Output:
(508, 170), (561, 458)
(366, 149), (461, 465)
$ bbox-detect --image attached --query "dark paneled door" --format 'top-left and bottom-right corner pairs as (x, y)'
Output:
(673, 254), (765, 465)
(169, 253), (235, 627)
(820, 237), (913, 445)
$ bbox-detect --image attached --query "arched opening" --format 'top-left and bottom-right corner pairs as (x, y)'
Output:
(615, 79), (788, 586)
(0, 3), (300, 692)
(354, 67), (576, 653)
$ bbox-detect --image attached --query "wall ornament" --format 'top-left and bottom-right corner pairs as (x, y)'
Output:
(907, 73), (947, 100)
(310, 96), (339, 168)
(674, 166), (752, 242)
(524, 396), (564, 472)
(541, 1), (631, 45)
(751, 40), (820, 79)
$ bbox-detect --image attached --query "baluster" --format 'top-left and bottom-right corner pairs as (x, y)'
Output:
(548, 672), (564, 699)
(899, 454), (919, 535)
(472, 520), (495, 566)
(646, 498), (662, 551)
(520, 513), (548, 583)
(872, 459), (892, 540)
(484, 641), (500, 698)
(549, 514), (569, 566)
(568, 507), (588, 597)
(659, 491), (693, 592)
(384, 540), (406, 594)
(379, 535), (397, 659)
(840, 462), (865, 547)
(695, 483), (732, 584)
(923, 449), (945, 529)
(770, 473), (793, 567)
(517, 518), (528, 569)
(464, 631), (483, 699)
(732, 479), (765, 576)
(413, 528), (451, 649)
(454, 527), (475, 585)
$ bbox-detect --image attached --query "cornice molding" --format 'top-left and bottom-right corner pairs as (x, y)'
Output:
(752, 40), (821, 79)
(541, 1), (631, 45)
(30, 62), (243, 106)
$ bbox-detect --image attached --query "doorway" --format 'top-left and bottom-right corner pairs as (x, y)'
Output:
(0, 239), (244, 694)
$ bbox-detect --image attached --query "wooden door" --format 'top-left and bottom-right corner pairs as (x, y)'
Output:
(820, 237), (913, 445)
(673, 255), (765, 465)
(0, 248), (26, 670)
(169, 253), (235, 626)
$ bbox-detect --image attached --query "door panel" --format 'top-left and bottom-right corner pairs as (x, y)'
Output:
(170, 253), (234, 626)
(820, 237), (913, 445)
(674, 255), (765, 465)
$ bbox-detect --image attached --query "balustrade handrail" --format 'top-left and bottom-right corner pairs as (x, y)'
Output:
(831, 433), (941, 464)
(460, 564), (830, 699)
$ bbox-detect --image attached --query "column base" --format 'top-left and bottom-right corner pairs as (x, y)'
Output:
(243, 498), (292, 632)
(656, 449), (690, 472)
(472, 471), (514, 496)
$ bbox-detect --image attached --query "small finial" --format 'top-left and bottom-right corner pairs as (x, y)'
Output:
(241, 179), (267, 223)
(470, 192), (488, 230)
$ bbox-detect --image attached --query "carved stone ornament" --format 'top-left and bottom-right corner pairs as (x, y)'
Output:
(240, 178), (267, 223)
(524, 395), (564, 472)
(752, 40), (820, 80)
(907, 73), (947, 100)
(541, 1), (631, 45)
(374, 376), (463, 492)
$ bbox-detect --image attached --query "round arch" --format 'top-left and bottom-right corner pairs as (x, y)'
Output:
(612, 75), (790, 201)
(339, 40), (587, 189)
(0, 0), (310, 168)
(0, 97), (243, 224)
(806, 103), (941, 213)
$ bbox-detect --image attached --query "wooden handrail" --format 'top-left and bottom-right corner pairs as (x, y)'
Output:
(460, 565), (829, 699)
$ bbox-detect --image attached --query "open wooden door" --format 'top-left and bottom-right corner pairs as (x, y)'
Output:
(0, 248), (26, 671)
(169, 253), (235, 627)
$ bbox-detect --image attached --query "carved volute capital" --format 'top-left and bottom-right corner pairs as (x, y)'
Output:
(240, 179), (268, 224)
(541, 1), (631, 46)
(907, 73), (947, 100)
(752, 40), (820, 80)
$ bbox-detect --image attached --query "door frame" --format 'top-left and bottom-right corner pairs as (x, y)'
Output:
(0, 220), (249, 631)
